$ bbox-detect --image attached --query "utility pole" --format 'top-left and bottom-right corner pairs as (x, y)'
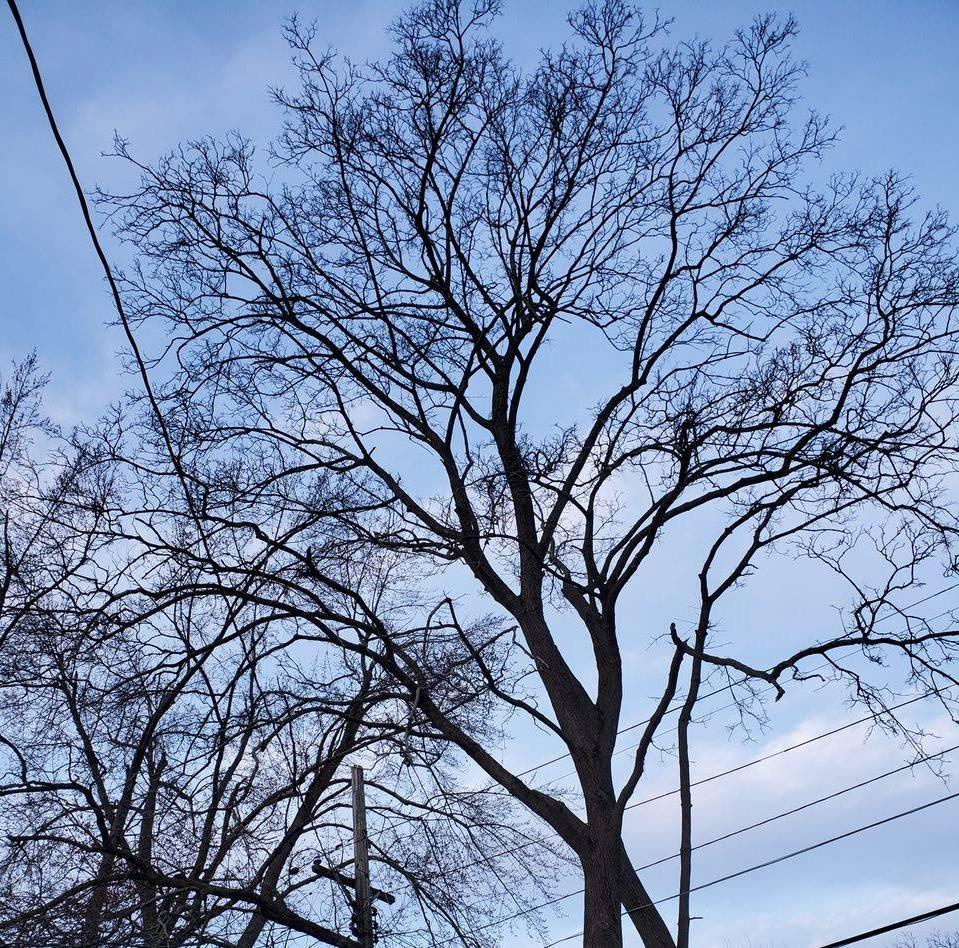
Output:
(310, 764), (393, 946)
(351, 765), (374, 948)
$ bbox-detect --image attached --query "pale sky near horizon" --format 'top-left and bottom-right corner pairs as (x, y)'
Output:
(2, 2), (959, 945)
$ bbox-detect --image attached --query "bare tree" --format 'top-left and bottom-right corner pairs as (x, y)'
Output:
(0, 369), (559, 946)
(24, 0), (959, 945)
(898, 933), (959, 948)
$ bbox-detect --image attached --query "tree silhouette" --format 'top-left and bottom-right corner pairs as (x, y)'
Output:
(8, 0), (959, 945)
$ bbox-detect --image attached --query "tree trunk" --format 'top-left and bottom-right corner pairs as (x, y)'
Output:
(81, 854), (114, 948)
(676, 638), (705, 948)
(583, 846), (625, 947)
(135, 752), (164, 948)
(580, 811), (676, 947)
(619, 841), (677, 948)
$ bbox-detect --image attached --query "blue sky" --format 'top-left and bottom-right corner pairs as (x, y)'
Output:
(3, 2), (959, 945)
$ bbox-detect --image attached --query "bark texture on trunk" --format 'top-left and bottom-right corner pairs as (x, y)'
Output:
(583, 848), (625, 948)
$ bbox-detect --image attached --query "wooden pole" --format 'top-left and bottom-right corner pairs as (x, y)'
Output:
(351, 765), (374, 948)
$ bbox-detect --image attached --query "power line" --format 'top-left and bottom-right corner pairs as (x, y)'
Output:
(399, 673), (822, 905)
(414, 673), (955, 909)
(4, 0), (219, 548)
(402, 627), (955, 902)
(624, 691), (932, 811)
(632, 738), (959, 871)
(367, 650), (949, 899)
(544, 789), (959, 946)
(437, 738), (959, 943)
(517, 583), (958, 781)
(345, 599), (959, 905)
(360, 658), (824, 886)
(817, 899), (959, 947)
(391, 599), (956, 865)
